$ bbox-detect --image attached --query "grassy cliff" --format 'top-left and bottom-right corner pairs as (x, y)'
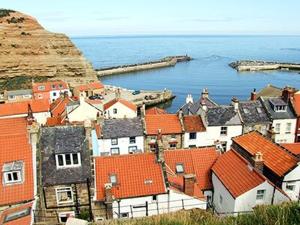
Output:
(98, 202), (300, 225)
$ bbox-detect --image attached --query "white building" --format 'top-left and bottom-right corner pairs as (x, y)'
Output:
(92, 118), (144, 156)
(212, 150), (290, 215)
(103, 98), (137, 119)
(182, 115), (207, 148)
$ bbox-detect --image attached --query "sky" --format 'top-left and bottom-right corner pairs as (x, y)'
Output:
(2, 0), (300, 36)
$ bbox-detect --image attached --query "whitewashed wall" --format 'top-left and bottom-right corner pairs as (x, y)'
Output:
(105, 102), (136, 119)
(49, 89), (71, 102)
(0, 112), (50, 125)
(183, 131), (208, 148)
(272, 119), (297, 143)
(282, 164), (300, 201)
(68, 99), (101, 122)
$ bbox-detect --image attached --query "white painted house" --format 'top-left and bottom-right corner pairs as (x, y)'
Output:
(92, 118), (144, 156)
(93, 153), (207, 220)
(103, 98), (137, 119)
(212, 150), (290, 215)
(182, 115), (207, 148)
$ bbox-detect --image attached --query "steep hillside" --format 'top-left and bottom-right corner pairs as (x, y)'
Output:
(0, 9), (98, 90)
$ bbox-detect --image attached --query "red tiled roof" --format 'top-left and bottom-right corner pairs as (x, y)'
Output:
(0, 99), (50, 117)
(233, 131), (298, 177)
(164, 148), (219, 192)
(0, 202), (33, 225)
(282, 143), (300, 156)
(94, 153), (166, 200)
(146, 107), (167, 115)
(145, 114), (182, 135)
(46, 116), (65, 127)
(32, 80), (68, 93)
(74, 82), (104, 92)
(103, 98), (137, 112)
(183, 115), (206, 132)
(85, 99), (103, 105)
(50, 96), (72, 117)
(212, 150), (266, 198)
(291, 93), (300, 116)
(0, 118), (34, 206)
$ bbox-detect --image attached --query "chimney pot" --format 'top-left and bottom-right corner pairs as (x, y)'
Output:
(251, 88), (257, 101)
(183, 174), (196, 196)
(253, 152), (264, 172)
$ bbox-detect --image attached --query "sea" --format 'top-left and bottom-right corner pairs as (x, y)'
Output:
(72, 35), (300, 112)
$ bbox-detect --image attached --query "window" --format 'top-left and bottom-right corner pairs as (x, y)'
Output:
(176, 163), (184, 173)
(110, 174), (117, 185)
(256, 189), (266, 200)
(111, 147), (120, 155)
(189, 145), (196, 148)
(275, 105), (287, 112)
(152, 195), (157, 201)
(38, 85), (45, 91)
(219, 195), (223, 205)
(111, 138), (118, 145)
(58, 211), (75, 223)
(129, 136), (136, 144)
(120, 212), (129, 218)
(4, 208), (31, 223)
(113, 108), (118, 114)
(221, 142), (227, 151)
(169, 143), (176, 148)
(2, 161), (23, 185)
(275, 123), (281, 133)
(53, 92), (57, 97)
(286, 182), (296, 191)
(23, 94), (31, 99)
(286, 123), (292, 134)
(8, 95), (16, 100)
(55, 153), (81, 168)
(171, 135), (176, 139)
(189, 132), (197, 140)
(51, 84), (56, 89)
(220, 127), (228, 136)
(56, 187), (73, 205)
(128, 146), (138, 153)
(59, 84), (63, 88)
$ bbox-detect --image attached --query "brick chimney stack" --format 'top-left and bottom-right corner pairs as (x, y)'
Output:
(282, 86), (295, 103)
(183, 174), (196, 197)
(104, 183), (113, 219)
(250, 88), (257, 101)
(253, 152), (264, 172)
(231, 97), (239, 112)
(156, 129), (164, 162)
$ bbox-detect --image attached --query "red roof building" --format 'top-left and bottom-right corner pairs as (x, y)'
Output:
(290, 93), (300, 142)
(145, 107), (167, 115)
(103, 98), (137, 112)
(0, 118), (34, 207)
(0, 201), (33, 225)
(145, 114), (182, 135)
(281, 143), (300, 156)
(183, 115), (206, 133)
(73, 81), (104, 98)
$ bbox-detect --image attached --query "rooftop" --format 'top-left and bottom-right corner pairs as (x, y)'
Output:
(260, 97), (296, 120)
(291, 92), (300, 117)
(32, 80), (69, 93)
(183, 115), (206, 132)
(256, 84), (282, 98)
(239, 100), (271, 125)
(146, 107), (167, 115)
(206, 106), (242, 126)
(74, 81), (104, 92)
(233, 131), (298, 177)
(180, 97), (218, 115)
(145, 114), (182, 135)
(6, 89), (32, 96)
(281, 143), (300, 156)
(103, 98), (137, 112)
(94, 153), (166, 200)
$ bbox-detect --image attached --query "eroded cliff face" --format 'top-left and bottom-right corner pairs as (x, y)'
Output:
(0, 9), (98, 89)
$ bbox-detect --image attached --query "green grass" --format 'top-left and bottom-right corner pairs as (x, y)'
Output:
(97, 202), (300, 225)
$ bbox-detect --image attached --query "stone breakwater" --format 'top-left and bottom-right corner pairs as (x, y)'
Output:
(96, 55), (192, 77)
(229, 60), (300, 72)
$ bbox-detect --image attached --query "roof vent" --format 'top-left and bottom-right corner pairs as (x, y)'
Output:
(144, 179), (153, 185)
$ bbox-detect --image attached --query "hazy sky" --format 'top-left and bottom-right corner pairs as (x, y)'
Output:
(2, 0), (300, 36)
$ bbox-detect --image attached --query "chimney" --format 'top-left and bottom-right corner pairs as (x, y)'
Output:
(250, 88), (257, 101)
(231, 97), (239, 111)
(84, 120), (93, 149)
(267, 126), (276, 141)
(282, 86), (295, 103)
(201, 98), (207, 112)
(27, 104), (35, 125)
(115, 88), (121, 99)
(140, 103), (146, 118)
(201, 88), (209, 99)
(253, 152), (264, 172)
(156, 129), (164, 162)
(186, 94), (194, 104)
(104, 183), (113, 219)
(183, 174), (196, 196)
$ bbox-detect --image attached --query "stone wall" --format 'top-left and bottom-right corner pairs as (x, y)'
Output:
(144, 134), (183, 152)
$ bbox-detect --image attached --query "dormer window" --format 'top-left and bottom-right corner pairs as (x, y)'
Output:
(275, 105), (287, 112)
(2, 161), (23, 185)
(109, 174), (117, 185)
(38, 85), (45, 91)
(55, 153), (81, 168)
(4, 207), (31, 223)
(269, 99), (287, 112)
(175, 163), (184, 174)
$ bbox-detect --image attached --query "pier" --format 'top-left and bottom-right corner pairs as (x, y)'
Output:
(229, 60), (300, 72)
(96, 55), (192, 77)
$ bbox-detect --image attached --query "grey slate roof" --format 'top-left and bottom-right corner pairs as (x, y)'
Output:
(7, 89), (32, 96)
(180, 97), (218, 115)
(260, 97), (296, 120)
(102, 118), (144, 139)
(239, 100), (271, 125)
(41, 125), (91, 186)
(256, 84), (282, 98)
(206, 106), (242, 126)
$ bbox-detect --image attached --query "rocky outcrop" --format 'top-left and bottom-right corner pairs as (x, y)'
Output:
(0, 9), (98, 89)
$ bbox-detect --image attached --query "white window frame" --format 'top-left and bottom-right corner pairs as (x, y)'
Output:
(111, 147), (120, 155)
(4, 208), (31, 223)
(129, 136), (136, 144)
(22, 94), (32, 99)
(58, 211), (75, 223)
(220, 126), (228, 136)
(8, 95), (16, 100)
(128, 146), (138, 153)
(175, 163), (184, 173)
(275, 123), (281, 133)
(3, 171), (22, 184)
(56, 187), (74, 205)
(256, 189), (266, 201)
(189, 132), (197, 140)
(286, 123), (292, 134)
(111, 138), (118, 145)
(55, 153), (81, 169)
(286, 181), (296, 191)
(110, 174), (117, 185)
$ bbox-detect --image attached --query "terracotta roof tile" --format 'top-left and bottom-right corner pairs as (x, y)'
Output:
(0, 202), (33, 225)
(233, 131), (298, 177)
(50, 96), (72, 117)
(291, 93), (300, 116)
(0, 118), (34, 206)
(145, 114), (182, 135)
(32, 80), (68, 93)
(0, 99), (50, 117)
(95, 153), (166, 200)
(146, 107), (167, 115)
(183, 115), (206, 132)
(282, 143), (300, 156)
(212, 150), (266, 198)
(164, 148), (219, 192)
(104, 98), (137, 112)
(74, 82), (104, 92)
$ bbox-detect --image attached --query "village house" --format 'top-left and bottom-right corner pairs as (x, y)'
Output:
(0, 99), (50, 125)
(92, 118), (144, 156)
(237, 90), (271, 135)
(103, 98), (137, 119)
(4, 89), (33, 103)
(164, 147), (219, 205)
(259, 87), (297, 143)
(182, 115), (207, 148)
(212, 150), (289, 215)
(144, 113), (183, 151)
(232, 131), (300, 201)
(73, 81), (104, 98)
(93, 153), (207, 221)
(282, 143), (300, 158)
(290, 91), (300, 142)
(32, 80), (71, 103)
(0, 117), (39, 225)
(39, 125), (92, 224)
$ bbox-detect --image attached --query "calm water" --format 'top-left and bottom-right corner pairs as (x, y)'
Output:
(72, 35), (300, 112)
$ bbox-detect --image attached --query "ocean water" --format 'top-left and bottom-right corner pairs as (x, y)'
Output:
(72, 35), (300, 112)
